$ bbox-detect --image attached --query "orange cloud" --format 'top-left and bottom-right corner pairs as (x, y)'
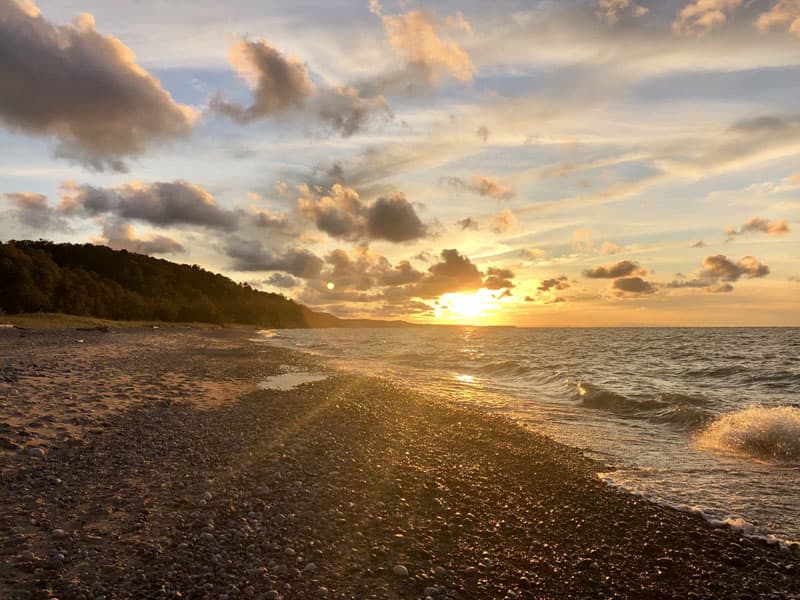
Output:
(380, 9), (474, 82)
(673, 0), (741, 36)
(596, 0), (648, 25)
(757, 0), (800, 38)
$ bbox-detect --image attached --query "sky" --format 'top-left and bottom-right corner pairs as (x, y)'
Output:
(0, 0), (798, 326)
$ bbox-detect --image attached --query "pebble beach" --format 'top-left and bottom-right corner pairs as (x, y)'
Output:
(1, 327), (799, 599)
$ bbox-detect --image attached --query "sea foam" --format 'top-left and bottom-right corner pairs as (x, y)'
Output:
(696, 406), (800, 462)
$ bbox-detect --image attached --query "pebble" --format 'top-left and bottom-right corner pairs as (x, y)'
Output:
(393, 564), (409, 577)
(26, 446), (46, 458)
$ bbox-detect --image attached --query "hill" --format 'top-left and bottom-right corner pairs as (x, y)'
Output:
(0, 241), (410, 328)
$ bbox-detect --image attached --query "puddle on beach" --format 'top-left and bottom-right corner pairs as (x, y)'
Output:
(257, 371), (328, 391)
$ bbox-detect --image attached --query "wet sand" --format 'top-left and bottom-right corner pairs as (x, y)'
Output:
(0, 327), (798, 599)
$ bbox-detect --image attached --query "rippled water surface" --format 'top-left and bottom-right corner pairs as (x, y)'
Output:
(258, 327), (800, 541)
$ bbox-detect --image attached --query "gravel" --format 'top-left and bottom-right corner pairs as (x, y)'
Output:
(1, 328), (799, 599)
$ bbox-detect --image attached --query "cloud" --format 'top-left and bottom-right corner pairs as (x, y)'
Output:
(366, 194), (428, 242)
(212, 39), (390, 136)
(702, 254), (769, 280)
(612, 276), (656, 295)
(456, 217), (479, 231)
(520, 248), (546, 261)
(4, 192), (57, 229)
(251, 208), (292, 232)
(666, 254), (770, 292)
(297, 183), (428, 243)
(483, 267), (515, 290)
(584, 260), (644, 279)
(725, 217), (790, 239)
(489, 209), (516, 234)
(59, 180), (239, 230)
(538, 276), (570, 293)
(673, 0), (741, 36)
(99, 221), (184, 255)
(413, 249), (484, 298)
(0, 0), (195, 171)
(756, 0), (800, 38)
(210, 39), (315, 122)
(596, 0), (648, 25)
(443, 175), (515, 200)
(225, 238), (324, 277)
(692, 240), (707, 248)
(264, 272), (301, 289)
(378, 8), (474, 82)
(476, 125), (490, 142)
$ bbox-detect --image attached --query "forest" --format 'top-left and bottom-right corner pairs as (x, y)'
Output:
(0, 240), (361, 327)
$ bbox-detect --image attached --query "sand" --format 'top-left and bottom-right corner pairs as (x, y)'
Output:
(0, 327), (798, 599)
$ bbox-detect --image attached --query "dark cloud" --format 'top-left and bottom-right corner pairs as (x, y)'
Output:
(297, 184), (428, 243)
(377, 260), (424, 286)
(212, 39), (391, 136)
(456, 217), (479, 231)
(483, 267), (515, 290)
(612, 276), (656, 295)
(442, 175), (515, 200)
(725, 217), (790, 239)
(413, 249), (484, 298)
(365, 194), (428, 242)
(225, 238), (323, 278)
(692, 240), (707, 248)
(4, 192), (57, 229)
(538, 276), (570, 293)
(60, 180), (239, 230)
(666, 254), (769, 293)
(0, 1), (195, 171)
(264, 272), (301, 289)
(476, 125), (489, 142)
(583, 260), (644, 279)
(100, 221), (184, 255)
(702, 254), (769, 281)
(210, 39), (315, 122)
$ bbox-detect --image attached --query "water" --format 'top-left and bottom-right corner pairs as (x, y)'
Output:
(255, 327), (800, 542)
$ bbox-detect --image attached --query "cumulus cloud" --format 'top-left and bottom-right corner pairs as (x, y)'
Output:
(666, 254), (770, 293)
(212, 39), (390, 136)
(225, 238), (323, 277)
(59, 180), (239, 230)
(99, 221), (184, 255)
(673, 0), (741, 36)
(442, 175), (515, 200)
(0, 0), (196, 171)
(4, 192), (57, 229)
(251, 208), (292, 232)
(297, 183), (428, 243)
(210, 39), (315, 122)
(612, 276), (657, 295)
(596, 0), (649, 25)
(483, 267), (515, 290)
(378, 7), (474, 82)
(413, 249), (484, 298)
(538, 276), (570, 293)
(756, 0), (800, 38)
(583, 260), (644, 279)
(489, 209), (516, 234)
(725, 217), (790, 239)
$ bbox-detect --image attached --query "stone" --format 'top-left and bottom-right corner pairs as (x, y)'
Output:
(26, 447), (46, 458)
(393, 564), (409, 577)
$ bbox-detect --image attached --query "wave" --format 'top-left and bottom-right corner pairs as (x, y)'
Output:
(686, 365), (748, 378)
(696, 406), (800, 462)
(476, 360), (531, 378)
(576, 383), (709, 428)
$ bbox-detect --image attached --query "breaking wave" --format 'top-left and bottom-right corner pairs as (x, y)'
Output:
(696, 406), (800, 462)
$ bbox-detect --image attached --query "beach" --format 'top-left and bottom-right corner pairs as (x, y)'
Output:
(1, 327), (799, 599)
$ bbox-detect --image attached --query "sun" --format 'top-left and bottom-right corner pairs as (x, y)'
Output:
(434, 289), (507, 322)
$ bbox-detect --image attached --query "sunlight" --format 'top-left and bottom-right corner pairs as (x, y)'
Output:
(433, 289), (512, 323)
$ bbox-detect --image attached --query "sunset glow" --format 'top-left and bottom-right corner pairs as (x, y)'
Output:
(0, 0), (798, 326)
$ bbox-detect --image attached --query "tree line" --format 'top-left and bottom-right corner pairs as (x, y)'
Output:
(0, 240), (323, 327)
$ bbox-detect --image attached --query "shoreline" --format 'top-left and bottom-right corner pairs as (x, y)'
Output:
(1, 327), (799, 598)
